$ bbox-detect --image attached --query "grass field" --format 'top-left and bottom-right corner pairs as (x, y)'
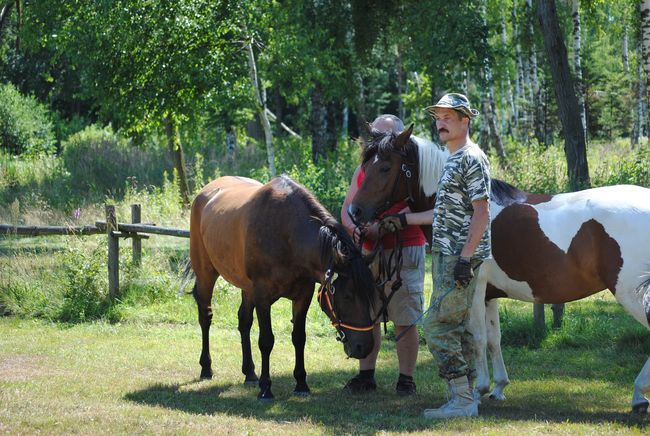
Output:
(2, 277), (650, 434)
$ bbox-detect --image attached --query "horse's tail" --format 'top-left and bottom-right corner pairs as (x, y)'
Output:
(178, 257), (195, 296)
(638, 270), (650, 327)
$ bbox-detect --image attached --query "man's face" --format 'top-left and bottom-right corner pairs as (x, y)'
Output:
(435, 108), (468, 143)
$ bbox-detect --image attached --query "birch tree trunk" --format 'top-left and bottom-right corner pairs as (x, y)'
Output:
(226, 125), (237, 162)
(163, 115), (191, 207)
(640, 0), (650, 138)
(571, 0), (587, 141)
(621, 24), (630, 74)
(538, 0), (590, 191)
(245, 37), (276, 177)
(525, 0), (545, 146)
(502, 10), (517, 137)
(310, 83), (338, 163)
(512, 0), (525, 140)
(633, 42), (645, 147)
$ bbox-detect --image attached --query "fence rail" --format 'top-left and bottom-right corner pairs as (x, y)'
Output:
(1, 204), (188, 298)
(1, 203), (563, 329)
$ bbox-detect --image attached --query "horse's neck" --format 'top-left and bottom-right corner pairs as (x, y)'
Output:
(413, 136), (448, 198)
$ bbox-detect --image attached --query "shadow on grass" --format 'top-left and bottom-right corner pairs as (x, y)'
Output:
(124, 366), (649, 432)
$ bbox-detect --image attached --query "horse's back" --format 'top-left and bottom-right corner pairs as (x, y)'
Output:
(190, 176), (322, 292)
(190, 176), (264, 290)
(488, 184), (650, 308)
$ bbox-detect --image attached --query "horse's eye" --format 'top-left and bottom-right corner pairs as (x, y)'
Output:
(380, 165), (391, 173)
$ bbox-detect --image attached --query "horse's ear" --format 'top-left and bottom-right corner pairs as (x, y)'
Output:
(394, 124), (414, 149)
(333, 240), (350, 265)
(365, 122), (373, 134)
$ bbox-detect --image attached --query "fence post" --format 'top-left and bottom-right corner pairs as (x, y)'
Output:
(551, 303), (564, 328)
(131, 204), (142, 266)
(533, 303), (545, 330)
(106, 205), (119, 299)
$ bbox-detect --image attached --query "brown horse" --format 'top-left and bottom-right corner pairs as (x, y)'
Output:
(349, 127), (650, 413)
(189, 175), (376, 400)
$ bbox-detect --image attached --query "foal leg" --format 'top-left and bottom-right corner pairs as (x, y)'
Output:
(238, 290), (258, 384)
(486, 299), (509, 400)
(255, 295), (275, 400)
(291, 286), (313, 395)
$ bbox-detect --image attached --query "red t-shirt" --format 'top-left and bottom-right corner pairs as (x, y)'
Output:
(357, 167), (426, 250)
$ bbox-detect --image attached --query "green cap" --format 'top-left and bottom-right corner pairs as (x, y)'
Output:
(425, 93), (479, 119)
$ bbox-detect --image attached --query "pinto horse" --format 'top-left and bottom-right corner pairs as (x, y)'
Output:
(190, 175), (376, 400)
(348, 126), (650, 413)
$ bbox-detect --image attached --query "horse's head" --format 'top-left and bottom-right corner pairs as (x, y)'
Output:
(348, 125), (419, 224)
(318, 226), (376, 359)
(349, 125), (446, 237)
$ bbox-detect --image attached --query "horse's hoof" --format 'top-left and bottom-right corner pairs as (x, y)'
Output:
(200, 371), (213, 380)
(489, 392), (506, 401)
(293, 388), (311, 397)
(244, 375), (259, 385)
(257, 390), (275, 401)
(631, 401), (649, 414)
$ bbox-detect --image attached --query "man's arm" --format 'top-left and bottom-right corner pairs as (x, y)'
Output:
(460, 198), (489, 258)
(340, 166), (362, 237)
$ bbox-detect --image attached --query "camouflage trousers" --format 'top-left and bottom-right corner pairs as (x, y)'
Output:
(423, 252), (483, 381)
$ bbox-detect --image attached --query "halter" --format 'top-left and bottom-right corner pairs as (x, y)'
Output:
(317, 268), (374, 342)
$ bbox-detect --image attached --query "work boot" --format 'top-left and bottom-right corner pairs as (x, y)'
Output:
(343, 373), (377, 393)
(395, 374), (417, 396)
(423, 376), (478, 419)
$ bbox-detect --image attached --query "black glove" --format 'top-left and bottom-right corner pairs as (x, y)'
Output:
(453, 257), (473, 288)
(379, 213), (408, 233)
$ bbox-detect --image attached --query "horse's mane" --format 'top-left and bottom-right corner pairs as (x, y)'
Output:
(490, 179), (528, 207)
(362, 129), (448, 198)
(275, 175), (375, 304)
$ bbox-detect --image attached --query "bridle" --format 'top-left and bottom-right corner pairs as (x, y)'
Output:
(349, 146), (419, 336)
(317, 268), (374, 343)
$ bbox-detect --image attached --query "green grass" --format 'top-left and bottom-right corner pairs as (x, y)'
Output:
(2, 284), (650, 433)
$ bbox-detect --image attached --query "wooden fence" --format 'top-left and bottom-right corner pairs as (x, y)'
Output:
(1, 204), (188, 298)
(1, 205), (562, 329)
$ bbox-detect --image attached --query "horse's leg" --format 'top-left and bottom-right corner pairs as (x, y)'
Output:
(193, 273), (217, 379)
(469, 275), (490, 398)
(255, 295), (275, 400)
(632, 356), (650, 413)
(291, 284), (313, 395)
(238, 290), (258, 384)
(486, 298), (510, 400)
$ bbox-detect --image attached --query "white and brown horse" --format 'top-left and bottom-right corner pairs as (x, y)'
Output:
(348, 127), (650, 413)
(190, 175), (376, 400)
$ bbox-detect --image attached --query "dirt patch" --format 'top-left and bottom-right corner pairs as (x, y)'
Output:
(0, 355), (47, 381)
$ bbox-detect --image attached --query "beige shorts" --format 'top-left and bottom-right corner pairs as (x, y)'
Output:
(368, 245), (425, 326)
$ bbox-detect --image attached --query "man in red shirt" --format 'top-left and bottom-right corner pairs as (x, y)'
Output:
(340, 114), (426, 396)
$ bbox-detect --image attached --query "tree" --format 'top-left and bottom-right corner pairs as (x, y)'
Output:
(50, 1), (253, 205)
(538, 0), (590, 190)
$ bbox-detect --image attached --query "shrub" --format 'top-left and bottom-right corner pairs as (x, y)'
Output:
(57, 242), (110, 322)
(61, 125), (169, 202)
(0, 83), (55, 155)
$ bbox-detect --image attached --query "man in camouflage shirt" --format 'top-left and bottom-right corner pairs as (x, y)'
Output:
(383, 93), (491, 418)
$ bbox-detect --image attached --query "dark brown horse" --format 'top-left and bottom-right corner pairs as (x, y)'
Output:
(189, 175), (376, 400)
(349, 127), (650, 413)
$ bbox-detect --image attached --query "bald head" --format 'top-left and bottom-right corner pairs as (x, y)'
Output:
(371, 114), (405, 134)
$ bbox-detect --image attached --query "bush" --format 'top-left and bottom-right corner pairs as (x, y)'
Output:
(0, 83), (55, 155)
(57, 243), (110, 322)
(61, 125), (169, 202)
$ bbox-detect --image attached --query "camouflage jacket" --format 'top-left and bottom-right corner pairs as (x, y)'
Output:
(431, 142), (491, 259)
